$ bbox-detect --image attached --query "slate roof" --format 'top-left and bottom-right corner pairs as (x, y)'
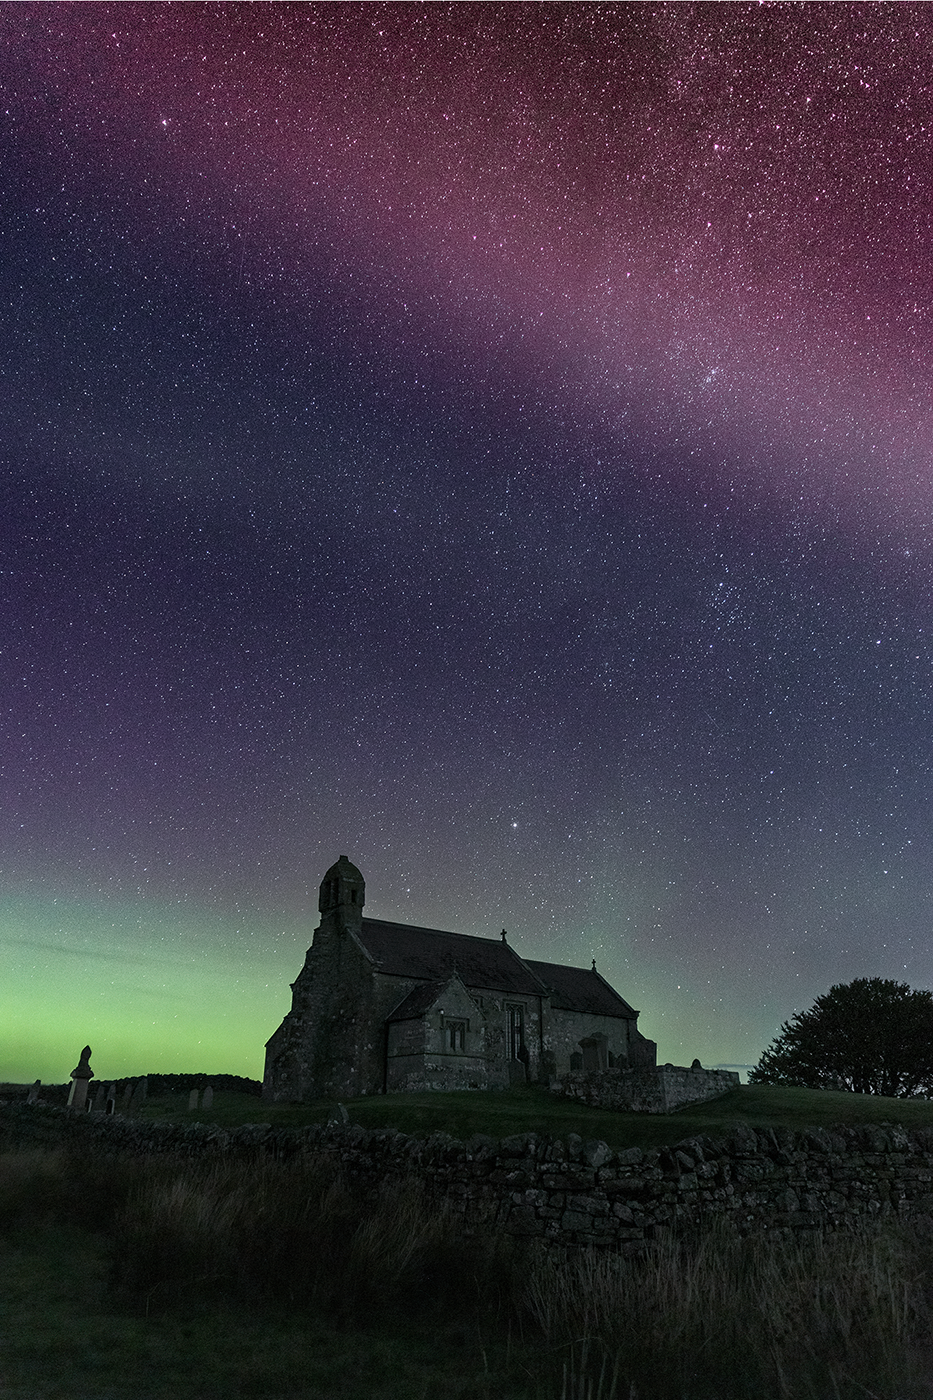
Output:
(524, 959), (637, 1019)
(385, 981), (446, 1023)
(359, 918), (548, 995)
(359, 918), (636, 1019)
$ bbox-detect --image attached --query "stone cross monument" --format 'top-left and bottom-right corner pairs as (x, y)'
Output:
(67, 1045), (93, 1111)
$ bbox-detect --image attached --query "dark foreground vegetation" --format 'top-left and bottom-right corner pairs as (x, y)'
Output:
(4, 1133), (933, 1399)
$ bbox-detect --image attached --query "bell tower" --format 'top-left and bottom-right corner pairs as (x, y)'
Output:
(318, 854), (365, 934)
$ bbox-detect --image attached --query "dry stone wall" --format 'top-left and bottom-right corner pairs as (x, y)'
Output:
(557, 1064), (741, 1114)
(4, 1102), (933, 1249)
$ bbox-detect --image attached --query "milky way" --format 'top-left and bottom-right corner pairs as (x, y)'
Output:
(2, 4), (933, 1084)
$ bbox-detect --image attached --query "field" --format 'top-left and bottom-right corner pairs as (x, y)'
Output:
(4, 1084), (933, 1399)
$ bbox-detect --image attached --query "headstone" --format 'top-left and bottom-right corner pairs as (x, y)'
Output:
(131, 1076), (148, 1108)
(105, 1084), (116, 1114)
(569, 1051), (584, 1072)
(92, 1082), (106, 1112)
(26, 1079), (41, 1105)
(67, 1046), (93, 1111)
(580, 1033), (609, 1073)
(188, 1089), (200, 1111)
(201, 1085), (213, 1110)
(121, 1081), (134, 1111)
(337, 1102), (349, 1123)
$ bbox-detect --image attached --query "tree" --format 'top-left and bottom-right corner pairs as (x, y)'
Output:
(750, 977), (933, 1098)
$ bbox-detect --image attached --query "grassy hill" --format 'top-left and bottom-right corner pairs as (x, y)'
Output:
(135, 1081), (933, 1147)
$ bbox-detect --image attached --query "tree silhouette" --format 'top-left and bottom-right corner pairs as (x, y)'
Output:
(750, 978), (933, 1098)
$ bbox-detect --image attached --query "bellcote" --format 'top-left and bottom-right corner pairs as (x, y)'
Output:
(318, 855), (365, 924)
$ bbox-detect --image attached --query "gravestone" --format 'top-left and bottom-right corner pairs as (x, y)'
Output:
(580, 1033), (609, 1072)
(92, 1082), (106, 1112)
(201, 1085), (213, 1110)
(131, 1076), (148, 1109)
(105, 1084), (116, 1114)
(121, 1081), (134, 1111)
(67, 1046), (93, 1111)
(26, 1080), (41, 1105)
(188, 1089), (199, 1111)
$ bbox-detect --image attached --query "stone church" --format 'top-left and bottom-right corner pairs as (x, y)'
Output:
(263, 856), (657, 1101)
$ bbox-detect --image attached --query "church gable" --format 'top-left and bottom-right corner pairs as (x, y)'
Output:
(386, 973), (492, 1092)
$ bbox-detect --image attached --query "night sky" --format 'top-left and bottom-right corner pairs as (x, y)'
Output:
(3, 3), (933, 1087)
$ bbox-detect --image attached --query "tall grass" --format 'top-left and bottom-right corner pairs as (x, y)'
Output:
(109, 1151), (518, 1326)
(107, 1152), (933, 1396)
(4, 1147), (933, 1398)
(0, 1146), (148, 1234)
(527, 1220), (933, 1399)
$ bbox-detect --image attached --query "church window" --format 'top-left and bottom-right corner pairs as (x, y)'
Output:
(507, 1004), (525, 1061)
(448, 1020), (466, 1052)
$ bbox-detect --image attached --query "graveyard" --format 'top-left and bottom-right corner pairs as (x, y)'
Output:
(18, 1072), (933, 1143)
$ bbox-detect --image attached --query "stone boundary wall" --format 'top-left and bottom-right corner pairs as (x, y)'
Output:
(557, 1065), (741, 1114)
(4, 1102), (933, 1249)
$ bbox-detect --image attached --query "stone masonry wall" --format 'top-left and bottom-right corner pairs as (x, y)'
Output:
(5, 1102), (933, 1250)
(557, 1065), (741, 1114)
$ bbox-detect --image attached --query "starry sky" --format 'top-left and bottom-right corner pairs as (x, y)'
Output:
(3, 2), (933, 1088)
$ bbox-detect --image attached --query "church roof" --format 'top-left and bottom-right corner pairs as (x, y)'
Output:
(385, 981), (446, 1023)
(358, 918), (636, 1018)
(524, 960), (638, 1019)
(359, 918), (549, 996)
